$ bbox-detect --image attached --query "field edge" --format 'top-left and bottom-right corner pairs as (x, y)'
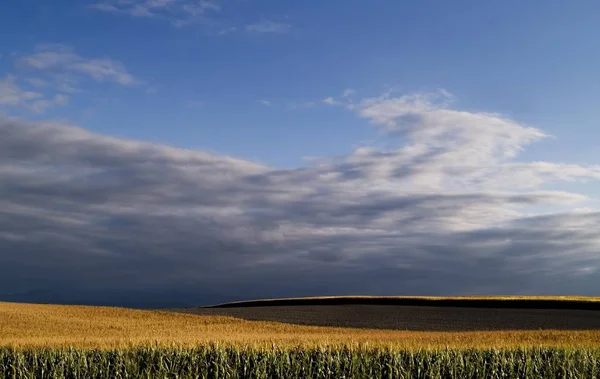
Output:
(202, 295), (600, 310)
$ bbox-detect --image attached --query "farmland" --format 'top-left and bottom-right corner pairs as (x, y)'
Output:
(185, 295), (600, 331)
(3, 299), (600, 349)
(2, 298), (600, 377)
(4, 347), (600, 378)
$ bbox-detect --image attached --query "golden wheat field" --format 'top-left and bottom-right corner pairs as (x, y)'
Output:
(2, 301), (600, 350)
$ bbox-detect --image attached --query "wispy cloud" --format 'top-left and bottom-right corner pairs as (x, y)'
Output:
(17, 44), (136, 86)
(185, 99), (204, 108)
(342, 88), (356, 98)
(258, 99), (272, 106)
(288, 101), (315, 110)
(27, 94), (71, 113)
(246, 20), (291, 34)
(90, 3), (120, 13)
(56, 81), (81, 94)
(25, 77), (49, 88)
(0, 75), (69, 113)
(91, 2), (292, 35)
(92, 0), (220, 27)
(54, 93), (70, 106)
(217, 26), (237, 36)
(2, 90), (600, 305)
(0, 75), (43, 107)
(0, 44), (139, 114)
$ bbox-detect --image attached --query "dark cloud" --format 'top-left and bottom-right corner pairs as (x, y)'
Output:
(1, 98), (600, 307)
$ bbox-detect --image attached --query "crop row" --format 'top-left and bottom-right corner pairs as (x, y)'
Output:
(2, 346), (600, 378)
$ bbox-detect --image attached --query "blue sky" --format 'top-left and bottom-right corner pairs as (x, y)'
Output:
(2, 1), (600, 306)
(2, 0), (599, 166)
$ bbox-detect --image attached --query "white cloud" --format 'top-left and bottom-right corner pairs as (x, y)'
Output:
(322, 96), (339, 105)
(2, 91), (600, 305)
(325, 90), (547, 172)
(246, 20), (291, 34)
(258, 99), (272, 106)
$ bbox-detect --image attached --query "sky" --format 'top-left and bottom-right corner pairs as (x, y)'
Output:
(1, 1), (600, 307)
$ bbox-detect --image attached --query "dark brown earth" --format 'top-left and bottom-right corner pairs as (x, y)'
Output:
(180, 305), (600, 331)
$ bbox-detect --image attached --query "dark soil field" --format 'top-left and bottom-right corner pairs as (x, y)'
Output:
(180, 297), (600, 331)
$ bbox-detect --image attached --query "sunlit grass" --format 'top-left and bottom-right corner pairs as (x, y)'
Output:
(2, 301), (600, 350)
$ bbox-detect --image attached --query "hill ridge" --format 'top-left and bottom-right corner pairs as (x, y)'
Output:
(204, 295), (600, 310)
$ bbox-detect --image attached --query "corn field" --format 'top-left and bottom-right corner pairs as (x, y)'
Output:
(2, 346), (600, 378)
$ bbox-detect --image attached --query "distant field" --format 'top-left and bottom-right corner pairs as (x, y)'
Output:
(186, 304), (600, 331)
(181, 295), (600, 332)
(3, 300), (600, 349)
(205, 295), (600, 309)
